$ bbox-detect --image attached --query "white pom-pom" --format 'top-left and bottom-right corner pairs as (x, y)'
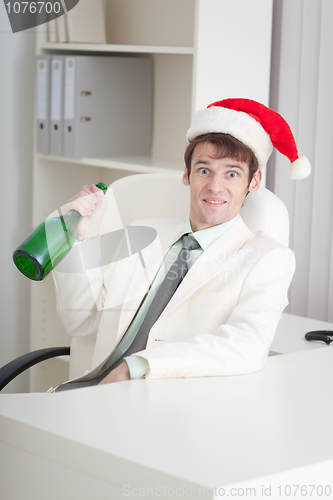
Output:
(288, 156), (311, 180)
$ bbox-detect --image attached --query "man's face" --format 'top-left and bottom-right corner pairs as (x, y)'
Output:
(182, 142), (261, 232)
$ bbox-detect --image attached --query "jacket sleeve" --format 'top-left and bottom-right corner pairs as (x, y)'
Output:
(134, 245), (296, 379)
(52, 238), (106, 339)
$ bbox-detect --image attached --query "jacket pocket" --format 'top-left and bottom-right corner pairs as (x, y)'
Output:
(188, 292), (231, 307)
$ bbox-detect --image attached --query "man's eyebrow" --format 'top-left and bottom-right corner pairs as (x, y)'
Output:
(193, 159), (246, 171)
(192, 158), (211, 166)
(225, 163), (245, 171)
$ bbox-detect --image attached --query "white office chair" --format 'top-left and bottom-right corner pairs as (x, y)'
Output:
(102, 173), (289, 244)
(0, 173), (289, 390)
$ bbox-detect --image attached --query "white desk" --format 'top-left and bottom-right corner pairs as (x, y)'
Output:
(1, 346), (333, 499)
(271, 312), (333, 354)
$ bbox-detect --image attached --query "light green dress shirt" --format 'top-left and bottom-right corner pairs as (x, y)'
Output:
(103, 215), (239, 379)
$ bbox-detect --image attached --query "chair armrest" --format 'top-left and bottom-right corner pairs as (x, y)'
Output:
(0, 347), (70, 391)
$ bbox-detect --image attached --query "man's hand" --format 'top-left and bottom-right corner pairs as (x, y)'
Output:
(98, 361), (131, 385)
(62, 184), (107, 241)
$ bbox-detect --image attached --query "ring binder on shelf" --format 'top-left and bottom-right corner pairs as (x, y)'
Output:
(47, 17), (58, 42)
(66, 0), (106, 44)
(36, 55), (51, 154)
(50, 56), (65, 155)
(63, 55), (153, 158)
(56, 14), (68, 43)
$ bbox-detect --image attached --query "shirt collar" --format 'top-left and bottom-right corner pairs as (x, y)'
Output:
(172, 214), (240, 250)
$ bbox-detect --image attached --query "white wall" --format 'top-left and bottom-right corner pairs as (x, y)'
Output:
(193, 0), (272, 112)
(0, 4), (35, 392)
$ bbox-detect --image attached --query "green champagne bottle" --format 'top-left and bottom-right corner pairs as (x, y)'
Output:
(13, 182), (107, 281)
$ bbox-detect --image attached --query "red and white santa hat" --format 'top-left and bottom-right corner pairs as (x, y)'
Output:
(186, 98), (311, 180)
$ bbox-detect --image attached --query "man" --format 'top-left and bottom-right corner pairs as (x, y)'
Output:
(53, 98), (311, 390)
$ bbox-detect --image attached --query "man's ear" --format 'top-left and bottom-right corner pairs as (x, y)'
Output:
(182, 167), (190, 186)
(248, 168), (262, 194)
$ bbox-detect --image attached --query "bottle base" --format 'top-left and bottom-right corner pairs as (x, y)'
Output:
(13, 250), (45, 281)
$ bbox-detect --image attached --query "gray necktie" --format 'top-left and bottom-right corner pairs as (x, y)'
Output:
(55, 235), (200, 391)
(122, 234), (201, 356)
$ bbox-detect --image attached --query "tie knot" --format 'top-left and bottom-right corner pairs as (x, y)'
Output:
(182, 235), (200, 252)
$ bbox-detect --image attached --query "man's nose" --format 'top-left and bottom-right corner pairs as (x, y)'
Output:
(206, 175), (225, 192)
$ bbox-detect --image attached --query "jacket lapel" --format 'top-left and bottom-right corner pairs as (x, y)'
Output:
(117, 219), (186, 330)
(160, 217), (252, 317)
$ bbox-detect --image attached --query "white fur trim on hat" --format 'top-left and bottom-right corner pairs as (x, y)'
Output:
(186, 107), (273, 169)
(288, 156), (311, 180)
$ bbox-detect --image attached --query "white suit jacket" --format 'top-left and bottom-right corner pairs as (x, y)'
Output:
(53, 216), (295, 381)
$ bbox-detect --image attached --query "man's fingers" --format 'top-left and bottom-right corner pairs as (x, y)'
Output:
(61, 184), (107, 240)
(65, 185), (99, 216)
(98, 361), (130, 384)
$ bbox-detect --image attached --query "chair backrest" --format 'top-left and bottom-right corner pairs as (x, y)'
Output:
(241, 187), (289, 246)
(100, 173), (289, 245)
(100, 173), (190, 231)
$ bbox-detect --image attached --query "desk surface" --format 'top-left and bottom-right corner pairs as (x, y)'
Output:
(1, 346), (333, 499)
(271, 312), (333, 354)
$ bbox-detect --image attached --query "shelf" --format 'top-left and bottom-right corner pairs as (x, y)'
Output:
(37, 154), (184, 174)
(41, 43), (194, 55)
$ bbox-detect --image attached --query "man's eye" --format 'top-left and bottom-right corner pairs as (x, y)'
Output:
(227, 171), (237, 178)
(200, 168), (209, 174)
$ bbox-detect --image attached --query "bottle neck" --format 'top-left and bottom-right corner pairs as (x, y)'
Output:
(64, 210), (83, 221)
(60, 210), (83, 233)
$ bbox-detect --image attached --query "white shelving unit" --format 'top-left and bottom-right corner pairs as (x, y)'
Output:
(42, 42), (194, 55)
(30, 0), (273, 392)
(37, 153), (184, 174)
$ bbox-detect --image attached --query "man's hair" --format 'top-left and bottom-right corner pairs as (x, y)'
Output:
(184, 133), (259, 185)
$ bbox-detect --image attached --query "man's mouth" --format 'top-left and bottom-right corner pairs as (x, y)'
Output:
(204, 199), (226, 205)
